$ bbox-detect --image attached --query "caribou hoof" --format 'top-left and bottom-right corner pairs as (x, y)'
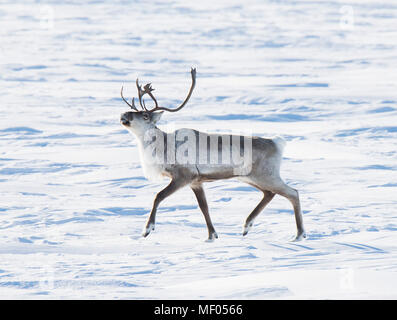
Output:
(205, 232), (218, 242)
(292, 231), (307, 242)
(142, 223), (155, 237)
(242, 222), (253, 236)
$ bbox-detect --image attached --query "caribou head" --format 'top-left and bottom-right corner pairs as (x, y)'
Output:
(120, 68), (196, 131)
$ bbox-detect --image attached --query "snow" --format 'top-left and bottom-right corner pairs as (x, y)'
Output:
(1, 0), (397, 299)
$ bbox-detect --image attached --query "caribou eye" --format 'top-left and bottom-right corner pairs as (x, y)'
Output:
(142, 113), (150, 121)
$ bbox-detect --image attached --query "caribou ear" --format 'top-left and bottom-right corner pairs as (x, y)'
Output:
(151, 111), (164, 124)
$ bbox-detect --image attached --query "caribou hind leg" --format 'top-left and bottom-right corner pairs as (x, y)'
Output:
(241, 176), (305, 240)
(243, 190), (275, 236)
(267, 180), (306, 241)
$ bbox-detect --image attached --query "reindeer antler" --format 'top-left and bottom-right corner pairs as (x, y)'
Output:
(135, 78), (149, 111)
(146, 68), (196, 113)
(121, 68), (196, 113)
(121, 86), (139, 111)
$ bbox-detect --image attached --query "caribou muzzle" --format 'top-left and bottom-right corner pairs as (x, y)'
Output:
(120, 112), (133, 126)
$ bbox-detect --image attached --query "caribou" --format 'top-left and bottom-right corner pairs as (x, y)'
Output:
(120, 68), (306, 241)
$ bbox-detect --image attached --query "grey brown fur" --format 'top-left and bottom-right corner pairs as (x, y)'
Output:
(120, 69), (306, 241)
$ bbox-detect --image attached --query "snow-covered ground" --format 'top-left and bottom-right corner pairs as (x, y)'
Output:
(1, 0), (397, 299)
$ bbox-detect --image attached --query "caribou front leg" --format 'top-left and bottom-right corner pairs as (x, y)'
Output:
(143, 179), (185, 237)
(191, 184), (218, 241)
